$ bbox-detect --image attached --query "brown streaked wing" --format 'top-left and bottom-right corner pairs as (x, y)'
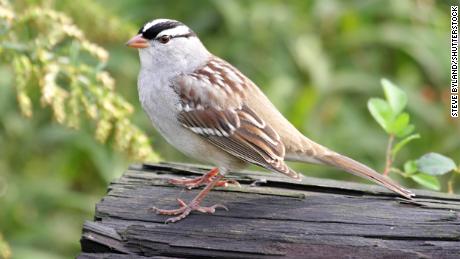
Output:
(173, 57), (300, 179)
(177, 105), (299, 179)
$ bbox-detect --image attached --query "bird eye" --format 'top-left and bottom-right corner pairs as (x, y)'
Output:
(158, 35), (171, 44)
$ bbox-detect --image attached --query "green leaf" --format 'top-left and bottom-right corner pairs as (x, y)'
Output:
(403, 160), (418, 175)
(388, 112), (410, 136)
(367, 98), (394, 133)
(396, 124), (415, 138)
(410, 174), (440, 191)
(392, 134), (420, 158)
(381, 78), (407, 115)
(416, 153), (457, 176)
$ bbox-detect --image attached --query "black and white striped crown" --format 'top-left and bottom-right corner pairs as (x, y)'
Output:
(139, 19), (196, 40)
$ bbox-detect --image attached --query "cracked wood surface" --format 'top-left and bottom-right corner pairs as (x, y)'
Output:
(78, 162), (460, 259)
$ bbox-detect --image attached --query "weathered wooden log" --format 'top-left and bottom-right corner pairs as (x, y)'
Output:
(78, 162), (460, 259)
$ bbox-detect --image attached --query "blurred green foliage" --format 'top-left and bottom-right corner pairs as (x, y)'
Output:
(0, 0), (157, 161)
(0, 0), (458, 258)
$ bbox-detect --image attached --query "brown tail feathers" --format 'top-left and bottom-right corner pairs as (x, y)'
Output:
(317, 152), (414, 199)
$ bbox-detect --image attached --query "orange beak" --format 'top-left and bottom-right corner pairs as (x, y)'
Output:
(126, 34), (149, 49)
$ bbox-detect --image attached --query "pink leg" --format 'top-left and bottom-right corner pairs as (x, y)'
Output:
(168, 168), (240, 189)
(153, 168), (228, 223)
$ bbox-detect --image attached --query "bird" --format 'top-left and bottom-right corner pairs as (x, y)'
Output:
(126, 18), (414, 223)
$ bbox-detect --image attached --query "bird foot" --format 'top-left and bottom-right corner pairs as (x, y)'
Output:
(151, 198), (228, 223)
(168, 168), (240, 189)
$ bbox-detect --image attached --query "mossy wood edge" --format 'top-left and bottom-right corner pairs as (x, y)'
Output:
(78, 162), (460, 258)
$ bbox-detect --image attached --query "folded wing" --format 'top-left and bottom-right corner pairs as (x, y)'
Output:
(172, 57), (300, 179)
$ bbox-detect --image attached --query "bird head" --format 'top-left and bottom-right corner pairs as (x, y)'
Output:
(127, 19), (209, 73)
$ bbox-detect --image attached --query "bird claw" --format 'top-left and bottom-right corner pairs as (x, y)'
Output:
(168, 177), (204, 189)
(214, 179), (241, 188)
(151, 198), (228, 223)
(168, 169), (240, 189)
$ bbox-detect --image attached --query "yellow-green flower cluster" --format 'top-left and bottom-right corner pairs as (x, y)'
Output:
(0, 0), (159, 161)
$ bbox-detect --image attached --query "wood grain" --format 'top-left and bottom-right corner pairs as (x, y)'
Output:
(78, 162), (460, 259)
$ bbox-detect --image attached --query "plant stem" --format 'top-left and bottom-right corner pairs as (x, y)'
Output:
(383, 134), (395, 176)
(447, 171), (458, 195)
(390, 167), (406, 177)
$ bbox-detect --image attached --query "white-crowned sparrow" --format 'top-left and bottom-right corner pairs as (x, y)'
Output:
(127, 19), (414, 223)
